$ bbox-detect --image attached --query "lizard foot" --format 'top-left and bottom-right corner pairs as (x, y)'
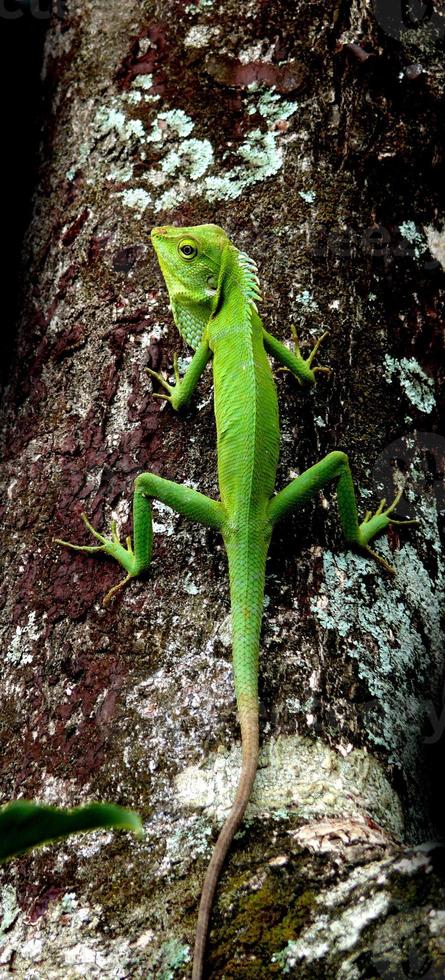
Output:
(146, 353), (180, 403)
(275, 327), (331, 384)
(357, 489), (418, 575)
(298, 326), (331, 376)
(54, 513), (138, 605)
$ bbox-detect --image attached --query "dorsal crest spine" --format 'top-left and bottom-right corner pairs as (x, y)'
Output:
(236, 250), (262, 316)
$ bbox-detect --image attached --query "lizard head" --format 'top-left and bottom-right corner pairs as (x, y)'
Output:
(150, 223), (230, 349)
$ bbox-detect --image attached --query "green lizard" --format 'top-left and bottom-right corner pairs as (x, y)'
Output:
(56, 224), (415, 978)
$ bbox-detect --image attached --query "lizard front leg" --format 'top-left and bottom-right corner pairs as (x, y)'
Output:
(262, 324), (330, 386)
(55, 473), (223, 604)
(147, 337), (212, 410)
(267, 450), (417, 574)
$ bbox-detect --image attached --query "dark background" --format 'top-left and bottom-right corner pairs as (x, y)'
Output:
(0, 1), (48, 387)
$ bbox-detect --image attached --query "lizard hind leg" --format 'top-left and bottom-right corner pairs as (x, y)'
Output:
(55, 472), (224, 605)
(267, 450), (416, 575)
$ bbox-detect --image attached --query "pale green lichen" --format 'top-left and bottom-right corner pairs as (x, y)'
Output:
(157, 939), (190, 979)
(383, 355), (436, 413)
(236, 128), (283, 177)
(272, 890), (389, 971)
(294, 290), (318, 310)
(160, 815), (214, 878)
(106, 162), (134, 183)
(115, 93), (297, 211)
(95, 105), (145, 143)
(60, 892), (79, 913)
(184, 24), (220, 47)
(130, 74), (159, 101)
(183, 574), (199, 596)
(247, 86), (299, 123)
(159, 138), (213, 180)
(281, 936), (330, 973)
(129, 110), (214, 210)
(299, 189), (316, 203)
(0, 886), (19, 937)
(399, 220), (426, 258)
(161, 126), (286, 205)
(146, 109), (195, 142)
(202, 174), (244, 202)
(66, 142), (90, 181)
(185, 0), (214, 11)
(132, 74), (154, 90)
(6, 610), (43, 665)
(176, 355), (193, 375)
(310, 509), (444, 781)
(83, 83), (300, 213)
(117, 188), (152, 214)
(123, 90), (142, 105)
(63, 81), (301, 207)
(424, 223), (445, 269)
(175, 733), (404, 839)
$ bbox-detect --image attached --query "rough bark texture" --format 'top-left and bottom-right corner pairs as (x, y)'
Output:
(1, 1), (445, 977)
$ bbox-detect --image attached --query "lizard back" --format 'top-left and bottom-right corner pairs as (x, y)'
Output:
(209, 312), (280, 521)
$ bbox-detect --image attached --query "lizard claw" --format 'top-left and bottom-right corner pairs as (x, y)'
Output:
(151, 391), (173, 403)
(357, 488), (418, 575)
(383, 488), (419, 526)
(54, 512), (109, 553)
(273, 365), (302, 385)
(102, 573), (134, 606)
(305, 328), (330, 376)
(365, 489), (419, 526)
(305, 329), (329, 366)
(363, 545), (397, 576)
(146, 353), (181, 401)
(55, 513), (137, 605)
(312, 365), (332, 376)
(146, 366), (174, 398)
(290, 325), (331, 381)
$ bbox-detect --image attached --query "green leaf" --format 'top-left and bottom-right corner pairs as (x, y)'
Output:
(0, 801), (143, 863)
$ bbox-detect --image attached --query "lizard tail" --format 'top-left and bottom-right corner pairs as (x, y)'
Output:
(192, 704), (259, 980)
(192, 539), (265, 978)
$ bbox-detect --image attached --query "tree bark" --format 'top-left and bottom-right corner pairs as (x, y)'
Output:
(1, 1), (444, 977)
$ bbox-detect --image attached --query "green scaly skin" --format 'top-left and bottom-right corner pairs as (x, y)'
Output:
(55, 224), (416, 979)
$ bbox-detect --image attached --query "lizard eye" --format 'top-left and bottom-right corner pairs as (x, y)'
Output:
(178, 239), (197, 260)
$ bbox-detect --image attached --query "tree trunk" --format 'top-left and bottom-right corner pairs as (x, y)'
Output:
(1, 1), (444, 976)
